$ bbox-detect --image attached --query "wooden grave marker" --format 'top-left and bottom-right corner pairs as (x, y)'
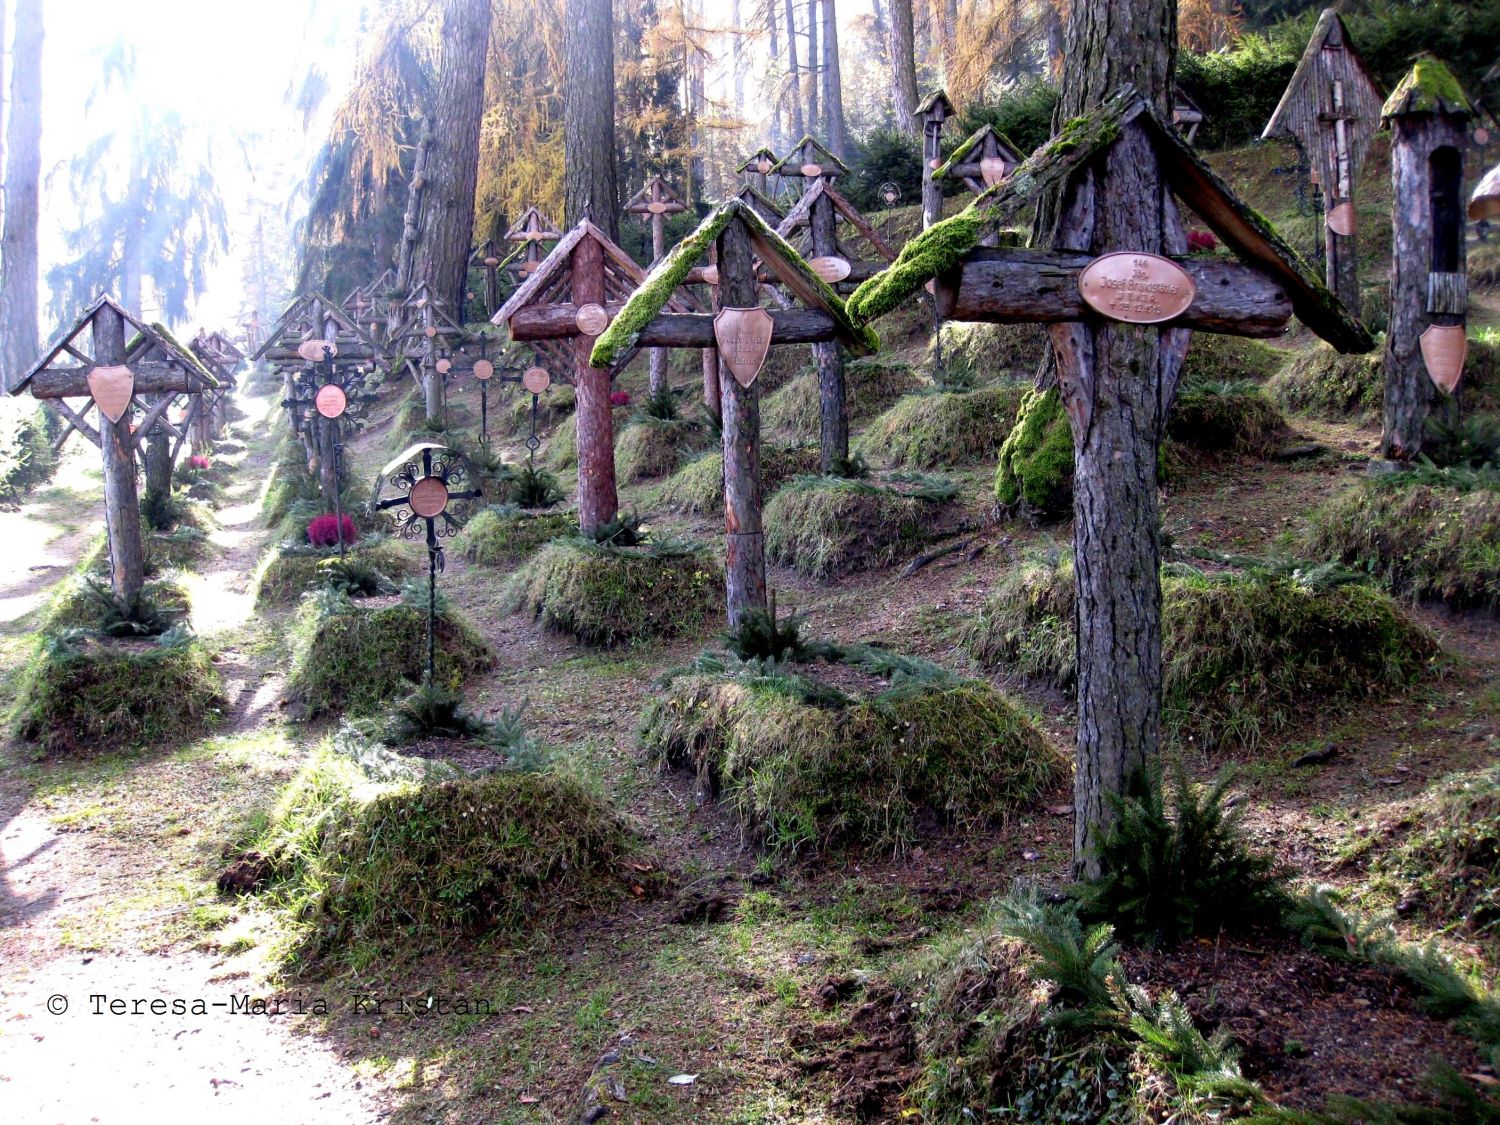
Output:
(916, 90), (956, 231)
(736, 147), (779, 196)
(390, 281), (471, 428)
(625, 177), (690, 397)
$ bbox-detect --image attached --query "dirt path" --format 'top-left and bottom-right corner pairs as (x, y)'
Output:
(0, 390), (387, 1124)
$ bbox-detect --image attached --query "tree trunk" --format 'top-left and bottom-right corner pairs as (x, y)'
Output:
(767, 0), (784, 148)
(941, 0), (958, 81)
(573, 237), (617, 535)
(820, 0), (848, 158)
(0, 0), (43, 384)
(732, 0), (746, 118)
(95, 305), (145, 601)
(1048, 0), (1183, 880)
(810, 193), (847, 469)
(784, 0), (806, 140)
(717, 219), (765, 626)
(145, 402), (172, 502)
(889, 0), (919, 136)
(805, 0), (820, 139)
(409, 0), (489, 310)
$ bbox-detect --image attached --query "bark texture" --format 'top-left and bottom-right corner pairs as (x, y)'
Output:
(565, 0), (619, 239)
(717, 219), (766, 626)
(784, 0), (806, 140)
(95, 306), (145, 600)
(819, 0), (848, 158)
(889, 0), (919, 135)
(809, 192), (848, 469)
(0, 0), (43, 385)
(572, 237), (617, 535)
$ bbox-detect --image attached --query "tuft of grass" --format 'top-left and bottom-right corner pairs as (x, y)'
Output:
(640, 657), (1062, 855)
(968, 556), (1436, 752)
(653, 443), (819, 514)
(1303, 479), (1500, 612)
(1168, 382), (1291, 457)
(12, 631), (223, 756)
(503, 537), (724, 647)
(854, 383), (1026, 469)
(252, 539), (409, 607)
(250, 732), (638, 959)
(614, 417), (709, 483)
(763, 474), (955, 579)
(1267, 342), (1382, 420)
(546, 418), (577, 470)
(286, 593), (495, 717)
(1180, 334), (1287, 384)
(761, 360), (921, 442)
(454, 505), (576, 568)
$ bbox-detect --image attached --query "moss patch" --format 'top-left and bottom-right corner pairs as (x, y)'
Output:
(614, 418), (709, 482)
(455, 505), (576, 568)
(286, 596), (495, 718)
(654, 443), (820, 514)
(505, 538), (724, 646)
(1303, 479), (1500, 612)
(1267, 342), (1382, 420)
(13, 634), (224, 756)
(1167, 383), (1291, 457)
(640, 659), (1061, 855)
(762, 360), (922, 442)
(253, 735), (638, 957)
(968, 558), (1436, 752)
(937, 322), (1049, 385)
(854, 384), (1026, 469)
(764, 475), (955, 579)
(1180, 334), (1287, 384)
(995, 385), (1073, 520)
(505, 383), (575, 435)
(252, 539), (411, 607)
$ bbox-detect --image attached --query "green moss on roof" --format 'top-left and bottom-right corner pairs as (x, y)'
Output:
(770, 135), (849, 175)
(1382, 57), (1474, 121)
(846, 208), (984, 323)
(933, 126), (986, 181)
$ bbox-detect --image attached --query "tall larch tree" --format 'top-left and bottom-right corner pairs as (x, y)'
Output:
(564, 0), (619, 237)
(820, 0), (848, 157)
(806, 0), (820, 137)
(0, 0), (43, 384)
(889, 0), (919, 135)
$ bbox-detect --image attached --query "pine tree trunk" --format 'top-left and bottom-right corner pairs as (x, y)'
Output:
(889, 0), (919, 135)
(410, 0), (489, 310)
(767, 0), (784, 148)
(820, 0), (848, 158)
(784, 0), (806, 140)
(0, 0), (43, 383)
(717, 219), (765, 626)
(565, 0), (618, 236)
(732, 0), (745, 117)
(941, 0), (958, 81)
(805, 0), (820, 139)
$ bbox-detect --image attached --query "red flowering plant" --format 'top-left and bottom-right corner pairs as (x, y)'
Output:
(307, 513), (357, 547)
(1186, 230), (1219, 254)
(610, 390), (631, 407)
(188, 454), (212, 471)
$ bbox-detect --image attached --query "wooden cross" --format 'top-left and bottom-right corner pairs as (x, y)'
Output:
(1262, 7), (1384, 314)
(469, 240), (507, 317)
(493, 219), (695, 536)
(624, 177), (690, 398)
(916, 90), (956, 230)
(8, 295), (219, 599)
(190, 329), (245, 438)
(736, 147), (779, 197)
(505, 207), (561, 282)
(589, 200), (877, 624)
(390, 282), (471, 427)
(1380, 58), (1476, 460)
(933, 123), (1025, 198)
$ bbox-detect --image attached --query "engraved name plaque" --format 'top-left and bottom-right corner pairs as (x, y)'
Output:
(1077, 252), (1196, 325)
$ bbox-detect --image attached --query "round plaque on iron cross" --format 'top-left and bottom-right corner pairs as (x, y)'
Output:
(314, 383), (348, 419)
(575, 303), (610, 336)
(408, 475), (450, 519)
(435, 357), (452, 374)
(1077, 252), (1195, 325)
(522, 366), (551, 394)
(473, 359), (495, 381)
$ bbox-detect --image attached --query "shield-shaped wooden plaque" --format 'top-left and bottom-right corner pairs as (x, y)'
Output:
(979, 156), (1009, 188)
(1420, 325), (1468, 394)
(714, 307), (774, 389)
(809, 256), (851, 283)
(1327, 202), (1356, 236)
(88, 365), (135, 424)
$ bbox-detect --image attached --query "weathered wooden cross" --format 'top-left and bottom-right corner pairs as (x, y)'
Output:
(190, 329), (246, 438)
(505, 207), (561, 282)
(7, 295), (220, 599)
(933, 123), (1024, 200)
(590, 200), (877, 624)
(1262, 7), (1383, 314)
(736, 147), (779, 197)
(389, 282), (471, 427)
(624, 176), (690, 397)
(469, 240), (507, 318)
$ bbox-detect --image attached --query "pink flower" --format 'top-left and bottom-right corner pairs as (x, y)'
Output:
(188, 455), (211, 470)
(1186, 230), (1218, 253)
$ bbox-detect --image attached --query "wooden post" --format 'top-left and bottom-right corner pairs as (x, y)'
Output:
(716, 218), (766, 625)
(649, 210), (669, 397)
(574, 235), (617, 535)
(919, 92), (953, 230)
(421, 301), (447, 426)
(95, 303), (146, 600)
(143, 396), (173, 502)
(809, 188), (848, 470)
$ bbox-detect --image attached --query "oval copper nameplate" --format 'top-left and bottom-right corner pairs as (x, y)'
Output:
(314, 384), (348, 419)
(1327, 202), (1356, 237)
(800, 163), (823, 177)
(756, 158), (772, 174)
(1475, 127), (1490, 146)
(647, 201), (669, 215)
(473, 359), (495, 381)
(1420, 325), (1468, 394)
(809, 256), (851, 283)
(522, 366), (551, 394)
(1077, 252), (1196, 325)
(88, 364), (135, 424)
(979, 156), (1010, 188)
(435, 357), (452, 374)
(298, 339), (333, 362)
(423, 325), (438, 339)
(408, 476), (450, 519)
(575, 303), (610, 336)
(522, 230), (548, 241)
(483, 256), (501, 267)
(700, 265), (720, 286)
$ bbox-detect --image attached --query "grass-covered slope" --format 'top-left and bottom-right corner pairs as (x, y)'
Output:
(764, 474), (957, 579)
(854, 384), (1026, 469)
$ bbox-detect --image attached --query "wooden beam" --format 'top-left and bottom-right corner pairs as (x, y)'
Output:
(28, 363), (208, 400)
(632, 309), (840, 349)
(508, 302), (629, 341)
(44, 398), (100, 449)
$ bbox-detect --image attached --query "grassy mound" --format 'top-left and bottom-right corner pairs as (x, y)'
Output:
(286, 594), (495, 717)
(505, 382), (575, 435)
(1166, 382), (1291, 457)
(761, 360), (922, 442)
(854, 384), (1026, 469)
(1471, 242), (1500, 290)
(1180, 333), (1287, 384)
(640, 653), (1061, 854)
(546, 418), (577, 470)
(614, 417), (708, 482)
(1267, 342), (1382, 420)
(505, 537), (723, 646)
(1303, 475), (1500, 612)
(455, 505), (576, 567)
(13, 632), (223, 756)
(654, 443), (820, 514)
(968, 557), (1436, 752)
(936, 322), (1049, 384)
(252, 538), (411, 607)
(253, 734), (637, 957)
(995, 385), (1073, 520)
(763, 474), (956, 579)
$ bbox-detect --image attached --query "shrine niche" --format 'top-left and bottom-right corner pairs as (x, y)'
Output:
(1379, 57), (1475, 459)
(9, 295), (220, 599)
(916, 90), (957, 230)
(492, 219), (694, 535)
(624, 176), (690, 398)
(1262, 7), (1384, 315)
(590, 198), (877, 624)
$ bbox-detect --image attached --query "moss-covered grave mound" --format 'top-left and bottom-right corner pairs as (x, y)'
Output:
(614, 417), (709, 482)
(654, 443), (820, 514)
(764, 473), (958, 579)
(936, 322), (1049, 384)
(13, 632), (224, 756)
(505, 382), (574, 435)
(505, 537), (723, 646)
(546, 418), (577, 470)
(968, 557), (1436, 752)
(252, 538), (411, 607)
(640, 648), (1062, 854)
(995, 385), (1072, 520)
(286, 594), (495, 717)
(854, 384), (1026, 469)
(455, 505), (576, 568)
(1166, 381), (1292, 457)
(1303, 474), (1500, 612)
(250, 734), (639, 956)
(1267, 342), (1382, 420)
(1180, 332), (1288, 384)
(762, 360), (922, 442)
